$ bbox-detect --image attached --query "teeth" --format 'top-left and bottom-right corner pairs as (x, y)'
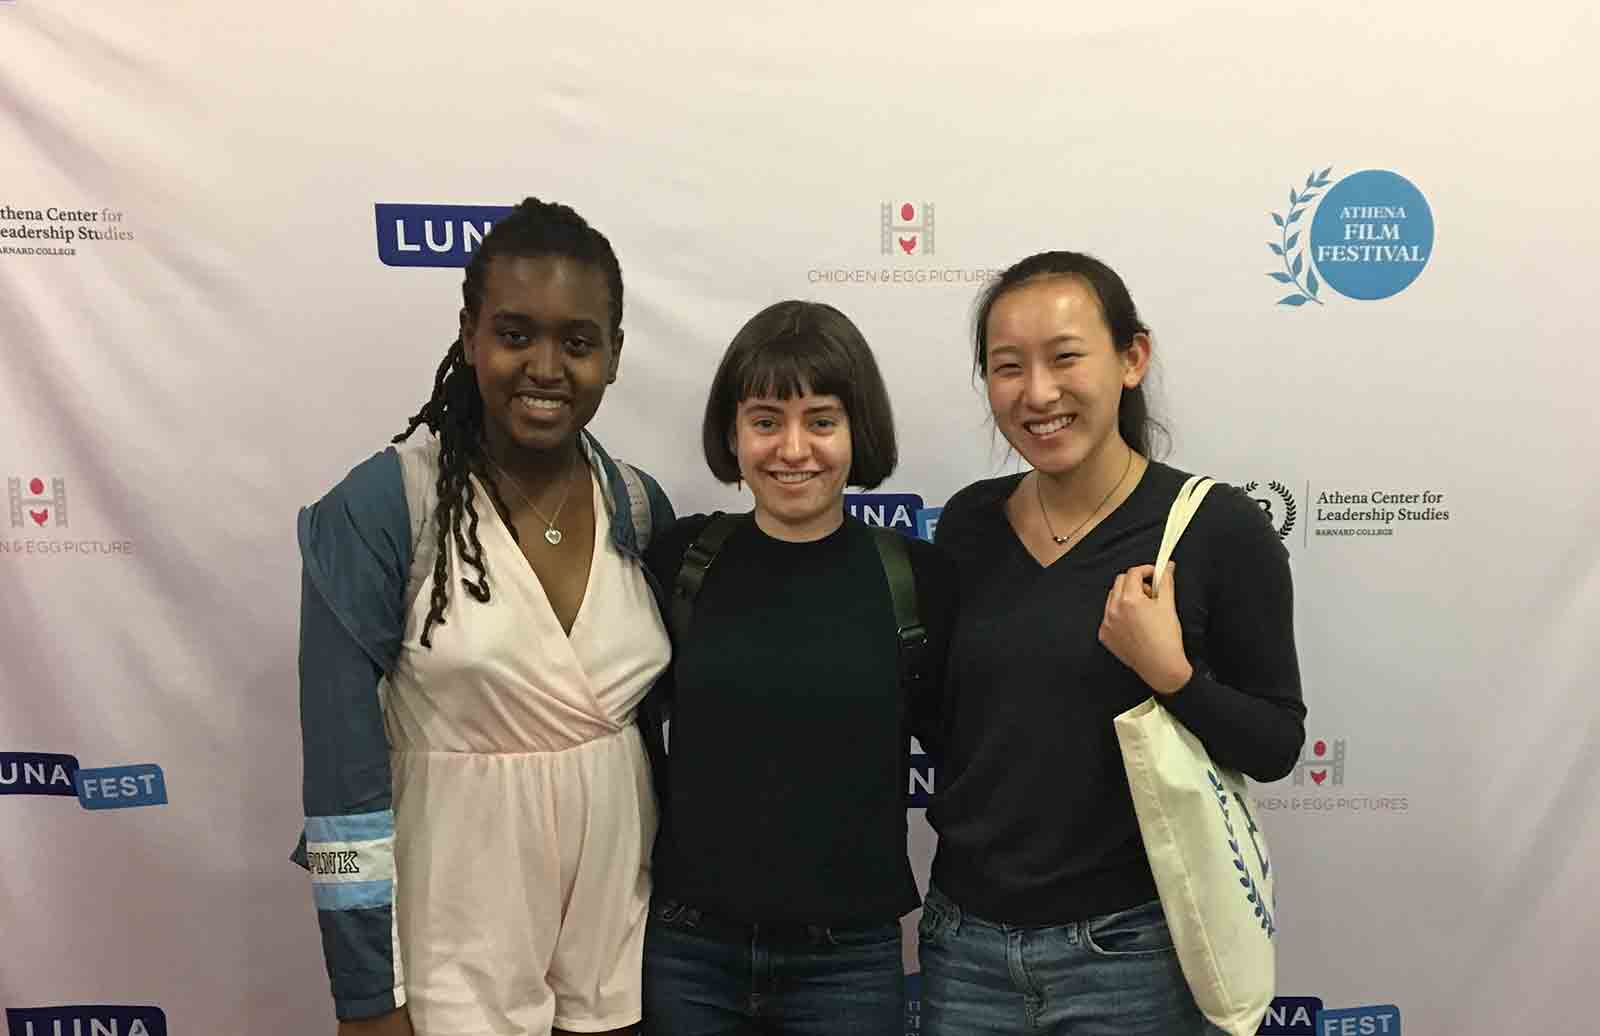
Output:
(772, 472), (817, 483)
(520, 397), (564, 410)
(1027, 415), (1074, 435)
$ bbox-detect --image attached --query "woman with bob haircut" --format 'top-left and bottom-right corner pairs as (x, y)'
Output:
(918, 252), (1305, 1034)
(637, 300), (957, 1036)
(295, 198), (674, 1036)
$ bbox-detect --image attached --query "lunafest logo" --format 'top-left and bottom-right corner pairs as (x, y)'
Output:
(1265, 167), (1433, 306)
(1258, 997), (1401, 1035)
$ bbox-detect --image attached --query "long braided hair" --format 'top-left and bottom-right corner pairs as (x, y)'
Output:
(393, 197), (624, 648)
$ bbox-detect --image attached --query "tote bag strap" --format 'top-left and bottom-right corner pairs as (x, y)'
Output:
(1152, 476), (1216, 595)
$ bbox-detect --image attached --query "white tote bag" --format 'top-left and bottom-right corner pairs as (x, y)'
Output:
(1113, 476), (1277, 1036)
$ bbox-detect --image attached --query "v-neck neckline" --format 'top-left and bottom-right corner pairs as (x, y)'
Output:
(473, 467), (602, 641)
(1001, 462), (1154, 572)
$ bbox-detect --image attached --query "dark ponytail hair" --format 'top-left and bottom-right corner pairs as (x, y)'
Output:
(393, 197), (623, 647)
(973, 251), (1166, 458)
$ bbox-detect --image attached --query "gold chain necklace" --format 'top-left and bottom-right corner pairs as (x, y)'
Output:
(1037, 446), (1134, 547)
(483, 449), (579, 546)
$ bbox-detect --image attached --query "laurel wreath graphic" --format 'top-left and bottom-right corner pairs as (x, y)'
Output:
(1209, 769), (1277, 938)
(1242, 481), (1297, 540)
(1267, 167), (1332, 306)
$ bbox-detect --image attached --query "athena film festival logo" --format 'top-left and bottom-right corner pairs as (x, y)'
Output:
(1264, 167), (1433, 306)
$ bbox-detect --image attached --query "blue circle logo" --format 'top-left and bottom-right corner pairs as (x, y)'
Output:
(1266, 167), (1433, 306)
(1308, 171), (1433, 300)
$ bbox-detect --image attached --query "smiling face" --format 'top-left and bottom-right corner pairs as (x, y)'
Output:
(983, 275), (1149, 476)
(734, 390), (853, 541)
(460, 254), (620, 463)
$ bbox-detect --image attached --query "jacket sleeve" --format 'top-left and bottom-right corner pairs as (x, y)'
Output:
(294, 448), (411, 1021)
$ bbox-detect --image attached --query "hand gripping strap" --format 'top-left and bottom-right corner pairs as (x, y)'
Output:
(1152, 476), (1216, 596)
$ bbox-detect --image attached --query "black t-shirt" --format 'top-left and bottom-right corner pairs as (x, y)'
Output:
(929, 461), (1306, 925)
(644, 513), (956, 925)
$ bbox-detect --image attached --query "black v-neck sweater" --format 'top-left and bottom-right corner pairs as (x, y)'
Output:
(929, 461), (1305, 925)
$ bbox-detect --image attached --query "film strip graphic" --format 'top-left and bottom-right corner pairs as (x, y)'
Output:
(8, 476), (67, 528)
(1290, 737), (1346, 786)
(881, 202), (935, 256)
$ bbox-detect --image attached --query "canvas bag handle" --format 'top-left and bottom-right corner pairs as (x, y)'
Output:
(1152, 476), (1216, 596)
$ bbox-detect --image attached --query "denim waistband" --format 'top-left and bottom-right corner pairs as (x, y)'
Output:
(654, 898), (894, 945)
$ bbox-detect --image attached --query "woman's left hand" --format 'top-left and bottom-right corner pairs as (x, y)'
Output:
(1099, 562), (1193, 695)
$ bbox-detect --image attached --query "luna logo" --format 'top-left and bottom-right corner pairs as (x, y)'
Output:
(6, 1005), (167, 1036)
(375, 204), (513, 268)
(907, 751), (935, 807)
(0, 753), (81, 797)
(844, 493), (925, 538)
(1258, 996), (1324, 1034)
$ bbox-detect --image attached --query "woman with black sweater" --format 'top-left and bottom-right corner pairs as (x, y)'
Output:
(920, 252), (1306, 1035)
(640, 300), (956, 1036)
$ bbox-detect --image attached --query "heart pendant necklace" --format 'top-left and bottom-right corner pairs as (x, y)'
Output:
(484, 448), (579, 546)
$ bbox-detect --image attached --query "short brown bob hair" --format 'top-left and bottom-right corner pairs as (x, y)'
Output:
(702, 300), (898, 488)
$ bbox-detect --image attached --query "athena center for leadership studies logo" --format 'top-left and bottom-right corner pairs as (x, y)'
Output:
(1265, 168), (1433, 306)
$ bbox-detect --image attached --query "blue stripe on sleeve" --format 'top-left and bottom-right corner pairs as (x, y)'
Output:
(313, 879), (394, 912)
(305, 810), (394, 845)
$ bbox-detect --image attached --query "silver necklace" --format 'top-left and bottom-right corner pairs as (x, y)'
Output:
(483, 449), (579, 545)
(1037, 446), (1134, 547)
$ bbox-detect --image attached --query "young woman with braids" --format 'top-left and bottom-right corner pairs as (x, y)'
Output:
(294, 198), (674, 1036)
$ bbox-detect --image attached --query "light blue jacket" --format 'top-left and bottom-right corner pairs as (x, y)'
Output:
(293, 431), (672, 1021)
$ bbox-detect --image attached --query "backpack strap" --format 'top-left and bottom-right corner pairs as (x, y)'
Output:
(869, 527), (929, 694)
(670, 512), (741, 642)
(614, 460), (654, 551)
(670, 516), (928, 696)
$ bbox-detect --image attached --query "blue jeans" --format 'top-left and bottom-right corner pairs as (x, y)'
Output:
(641, 898), (904, 1035)
(918, 884), (1216, 1035)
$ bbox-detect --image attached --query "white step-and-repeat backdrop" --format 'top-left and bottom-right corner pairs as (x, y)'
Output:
(4, 2), (1597, 1033)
